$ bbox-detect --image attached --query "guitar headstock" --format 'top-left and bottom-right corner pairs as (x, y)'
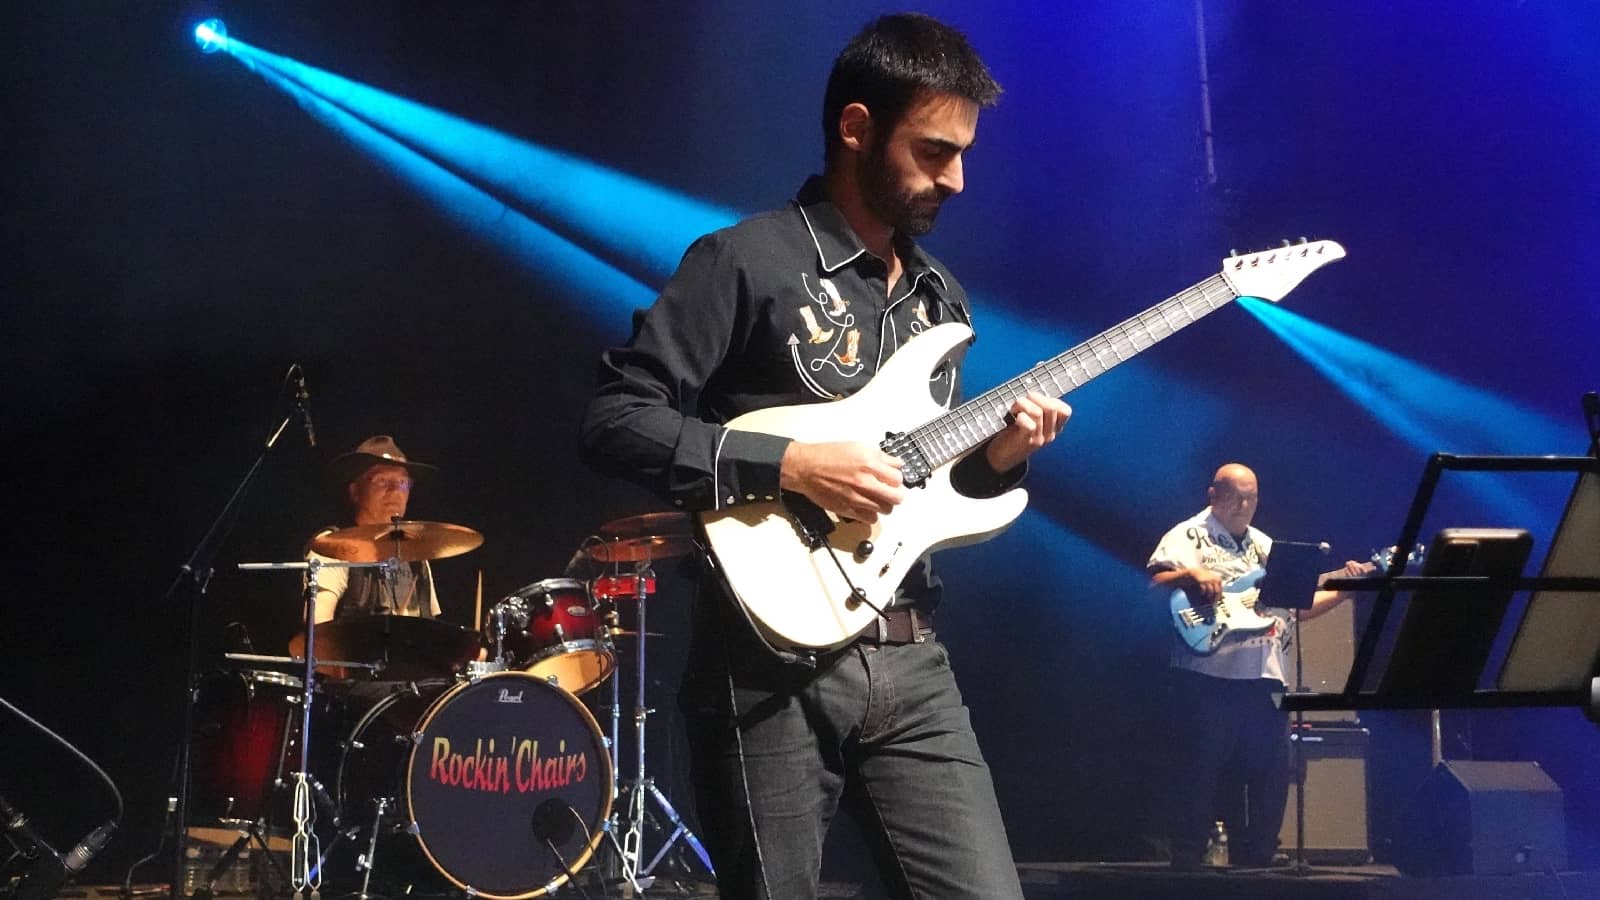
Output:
(1219, 238), (1346, 302)
(1370, 543), (1426, 573)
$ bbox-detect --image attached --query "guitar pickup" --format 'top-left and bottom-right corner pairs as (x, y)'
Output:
(880, 432), (932, 488)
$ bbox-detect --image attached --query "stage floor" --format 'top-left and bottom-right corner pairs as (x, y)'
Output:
(74, 866), (1600, 900)
(1016, 861), (1600, 899)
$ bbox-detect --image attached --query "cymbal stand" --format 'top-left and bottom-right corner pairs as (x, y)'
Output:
(616, 559), (715, 889)
(237, 556), (393, 898)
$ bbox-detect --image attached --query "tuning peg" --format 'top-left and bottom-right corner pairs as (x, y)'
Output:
(1298, 236), (1309, 244)
(1228, 248), (1240, 258)
(1281, 239), (1293, 248)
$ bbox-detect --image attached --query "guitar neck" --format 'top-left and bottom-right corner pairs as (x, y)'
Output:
(908, 273), (1238, 468)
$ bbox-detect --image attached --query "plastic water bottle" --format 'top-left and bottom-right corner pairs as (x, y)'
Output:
(1204, 820), (1230, 867)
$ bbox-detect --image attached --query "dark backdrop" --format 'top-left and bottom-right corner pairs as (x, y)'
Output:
(4, 0), (1597, 890)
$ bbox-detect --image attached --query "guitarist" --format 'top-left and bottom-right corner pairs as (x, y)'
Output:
(579, 13), (1070, 900)
(1148, 462), (1371, 870)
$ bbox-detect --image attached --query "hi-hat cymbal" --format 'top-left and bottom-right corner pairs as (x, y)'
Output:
(586, 512), (694, 562)
(310, 520), (483, 563)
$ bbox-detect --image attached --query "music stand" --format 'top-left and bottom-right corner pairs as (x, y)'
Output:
(1260, 541), (1328, 611)
(1281, 452), (1600, 716)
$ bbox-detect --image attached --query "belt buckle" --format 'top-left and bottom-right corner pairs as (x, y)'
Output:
(909, 607), (925, 644)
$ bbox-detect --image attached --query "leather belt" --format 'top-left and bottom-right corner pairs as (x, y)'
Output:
(858, 605), (935, 645)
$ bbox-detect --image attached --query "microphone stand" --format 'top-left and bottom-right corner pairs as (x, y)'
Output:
(162, 367), (307, 900)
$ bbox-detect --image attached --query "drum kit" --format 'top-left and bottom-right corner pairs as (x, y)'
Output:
(192, 512), (710, 899)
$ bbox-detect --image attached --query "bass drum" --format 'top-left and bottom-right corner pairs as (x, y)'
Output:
(333, 673), (613, 899)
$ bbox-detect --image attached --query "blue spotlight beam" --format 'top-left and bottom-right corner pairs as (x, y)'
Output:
(213, 35), (738, 289)
(1239, 296), (1575, 526)
(213, 32), (655, 335)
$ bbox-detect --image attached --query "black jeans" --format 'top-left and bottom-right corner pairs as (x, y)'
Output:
(1164, 669), (1291, 866)
(677, 601), (1023, 899)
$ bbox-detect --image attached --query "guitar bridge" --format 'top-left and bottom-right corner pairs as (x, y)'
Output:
(880, 432), (932, 488)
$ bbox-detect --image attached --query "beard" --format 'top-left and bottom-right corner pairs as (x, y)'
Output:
(859, 143), (948, 236)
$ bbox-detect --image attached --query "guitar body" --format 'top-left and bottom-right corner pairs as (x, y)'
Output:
(1169, 567), (1278, 655)
(700, 323), (1028, 651)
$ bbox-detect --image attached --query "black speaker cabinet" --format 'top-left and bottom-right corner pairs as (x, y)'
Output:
(1392, 760), (1567, 876)
(1280, 725), (1370, 864)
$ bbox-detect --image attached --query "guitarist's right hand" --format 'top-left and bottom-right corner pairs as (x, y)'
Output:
(780, 441), (905, 523)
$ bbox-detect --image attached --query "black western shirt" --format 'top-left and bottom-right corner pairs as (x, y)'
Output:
(580, 176), (1019, 608)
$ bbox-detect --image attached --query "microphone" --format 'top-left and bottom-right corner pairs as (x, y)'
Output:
(294, 367), (317, 448)
(1272, 539), (1331, 554)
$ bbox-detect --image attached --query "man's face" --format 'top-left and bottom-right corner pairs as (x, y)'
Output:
(348, 463), (412, 525)
(1208, 476), (1260, 536)
(858, 90), (979, 236)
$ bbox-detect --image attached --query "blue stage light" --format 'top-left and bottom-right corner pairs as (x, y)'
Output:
(194, 19), (228, 54)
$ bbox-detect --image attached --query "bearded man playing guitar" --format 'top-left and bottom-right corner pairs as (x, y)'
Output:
(580, 14), (1068, 899)
(1149, 462), (1373, 870)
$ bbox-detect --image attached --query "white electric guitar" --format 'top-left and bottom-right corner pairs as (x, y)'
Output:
(700, 241), (1347, 651)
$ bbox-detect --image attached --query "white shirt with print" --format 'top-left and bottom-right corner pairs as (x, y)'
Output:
(1148, 508), (1286, 684)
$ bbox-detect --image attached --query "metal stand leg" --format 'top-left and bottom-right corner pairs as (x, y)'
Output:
(355, 798), (389, 900)
(616, 562), (714, 893)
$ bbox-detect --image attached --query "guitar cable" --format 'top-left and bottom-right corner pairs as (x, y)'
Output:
(779, 495), (891, 624)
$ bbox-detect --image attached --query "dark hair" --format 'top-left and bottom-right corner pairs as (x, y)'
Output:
(822, 13), (1001, 165)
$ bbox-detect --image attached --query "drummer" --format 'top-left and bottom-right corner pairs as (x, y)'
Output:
(306, 435), (442, 624)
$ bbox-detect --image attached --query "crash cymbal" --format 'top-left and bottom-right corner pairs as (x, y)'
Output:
(311, 520), (483, 563)
(598, 511), (692, 540)
(587, 511), (694, 562)
(309, 614), (481, 681)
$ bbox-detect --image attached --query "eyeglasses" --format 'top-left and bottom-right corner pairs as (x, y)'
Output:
(365, 476), (414, 493)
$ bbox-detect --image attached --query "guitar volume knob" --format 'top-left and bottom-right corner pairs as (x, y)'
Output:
(854, 540), (874, 561)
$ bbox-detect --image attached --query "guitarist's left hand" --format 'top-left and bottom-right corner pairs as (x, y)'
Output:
(985, 392), (1072, 473)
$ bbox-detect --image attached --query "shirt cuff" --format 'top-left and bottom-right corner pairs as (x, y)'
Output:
(711, 428), (793, 509)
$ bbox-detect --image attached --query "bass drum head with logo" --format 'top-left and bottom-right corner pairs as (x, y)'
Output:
(407, 672), (613, 899)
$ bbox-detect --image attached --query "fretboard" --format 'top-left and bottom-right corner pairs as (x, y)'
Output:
(910, 273), (1238, 468)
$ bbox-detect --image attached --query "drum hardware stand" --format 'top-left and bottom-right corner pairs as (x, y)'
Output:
(353, 797), (388, 900)
(237, 557), (394, 900)
(163, 364), (313, 900)
(611, 560), (715, 892)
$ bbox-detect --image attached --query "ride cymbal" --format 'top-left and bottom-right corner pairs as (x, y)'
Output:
(310, 520), (483, 562)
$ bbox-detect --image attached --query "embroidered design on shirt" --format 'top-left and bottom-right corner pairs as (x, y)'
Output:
(797, 306), (834, 344)
(789, 273), (864, 387)
(836, 329), (861, 367)
(911, 299), (933, 333)
(818, 278), (849, 316)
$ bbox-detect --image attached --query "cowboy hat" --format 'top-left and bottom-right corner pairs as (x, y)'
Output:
(329, 435), (438, 485)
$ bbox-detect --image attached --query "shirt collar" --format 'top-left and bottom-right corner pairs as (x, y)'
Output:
(793, 176), (947, 291)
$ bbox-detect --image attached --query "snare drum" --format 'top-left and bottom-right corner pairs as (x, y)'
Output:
(189, 669), (304, 828)
(331, 673), (613, 899)
(486, 578), (614, 694)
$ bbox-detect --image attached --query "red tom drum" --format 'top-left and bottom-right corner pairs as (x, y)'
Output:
(485, 578), (614, 694)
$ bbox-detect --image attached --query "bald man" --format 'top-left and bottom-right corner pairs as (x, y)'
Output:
(1147, 463), (1369, 869)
